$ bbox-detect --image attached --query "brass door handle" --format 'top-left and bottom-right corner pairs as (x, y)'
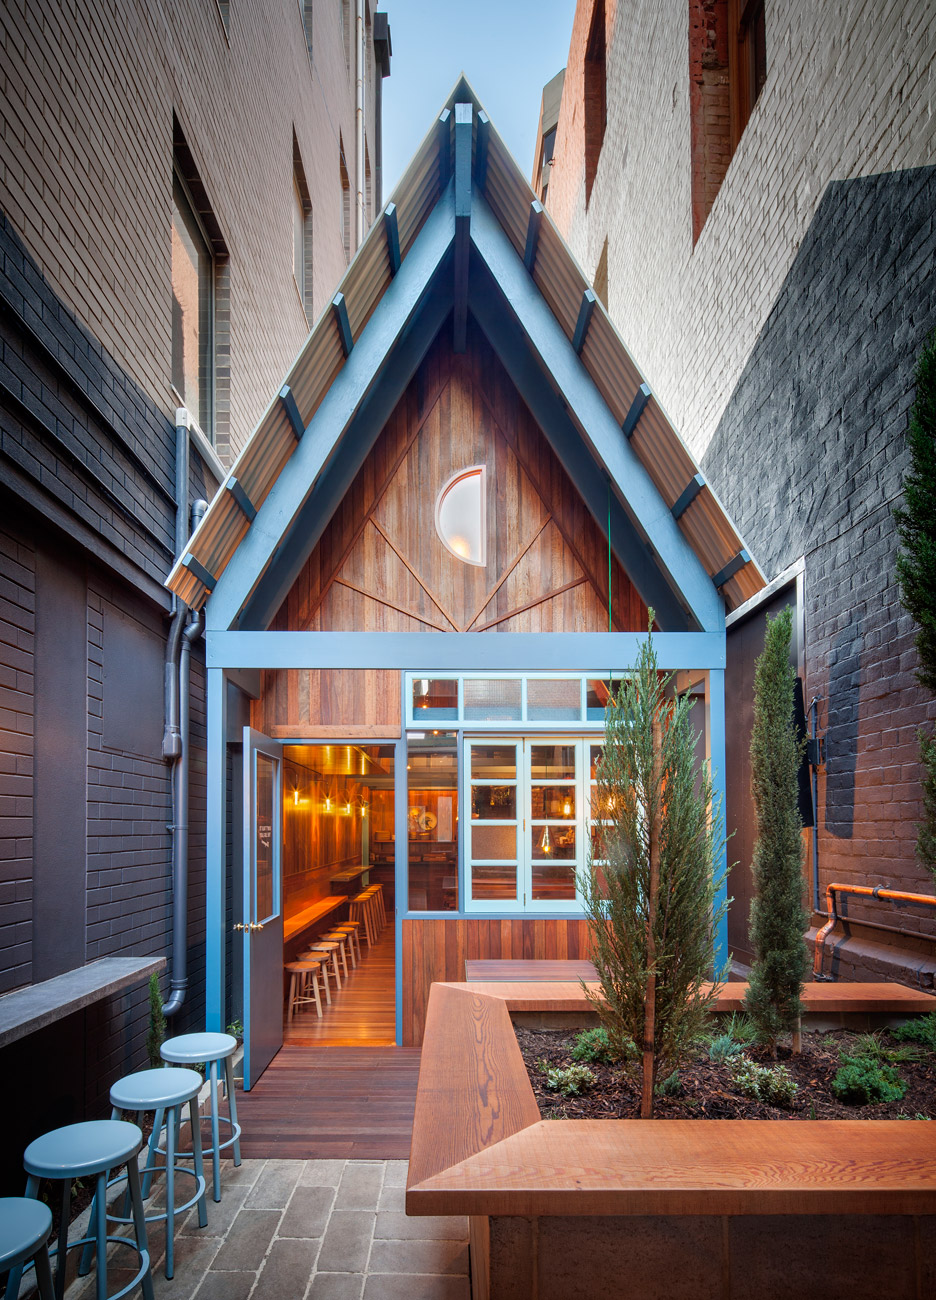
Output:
(233, 922), (247, 932)
(250, 921), (264, 931)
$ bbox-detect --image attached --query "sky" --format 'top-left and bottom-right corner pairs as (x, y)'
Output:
(377, 0), (575, 197)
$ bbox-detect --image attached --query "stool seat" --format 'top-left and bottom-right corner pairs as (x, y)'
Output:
(160, 1032), (236, 1064)
(24, 1120), (142, 1181)
(111, 1068), (203, 1111)
(0, 1197), (53, 1268)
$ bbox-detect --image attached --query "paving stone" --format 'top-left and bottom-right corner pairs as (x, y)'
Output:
(146, 1235), (224, 1298)
(381, 1162), (409, 1188)
(279, 1185), (336, 1239)
(256, 1237), (319, 1293)
(192, 1273), (256, 1300)
(376, 1185), (406, 1212)
(307, 1274), (365, 1300)
(178, 1184), (250, 1238)
(335, 1163), (384, 1210)
(316, 1210), (376, 1273)
(367, 1239), (469, 1275)
(301, 1160), (346, 1188)
(375, 1212), (468, 1241)
(217, 1159), (264, 1192)
(362, 1276), (470, 1300)
(245, 1159), (302, 1208)
(209, 1209), (280, 1271)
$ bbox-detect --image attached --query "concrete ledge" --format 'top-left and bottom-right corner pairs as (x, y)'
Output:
(0, 957), (165, 1049)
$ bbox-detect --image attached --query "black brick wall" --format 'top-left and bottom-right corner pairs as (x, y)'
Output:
(703, 165), (936, 977)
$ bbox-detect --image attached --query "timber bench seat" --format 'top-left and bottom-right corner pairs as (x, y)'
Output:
(283, 896), (348, 943)
(408, 982), (936, 1300)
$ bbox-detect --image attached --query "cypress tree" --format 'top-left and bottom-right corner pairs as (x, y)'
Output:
(744, 607), (809, 1056)
(894, 330), (936, 880)
(580, 629), (728, 1116)
(147, 971), (167, 1068)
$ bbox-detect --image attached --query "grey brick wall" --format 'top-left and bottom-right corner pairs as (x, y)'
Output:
(703, 166), (936, 966)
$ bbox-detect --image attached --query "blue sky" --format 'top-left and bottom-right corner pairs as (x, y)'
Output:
(377, 0), (575, 196)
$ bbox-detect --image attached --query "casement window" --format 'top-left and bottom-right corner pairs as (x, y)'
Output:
(171, 173), (214, 438)
(583, 0), (606, 204)
(292, 132), (313, 321)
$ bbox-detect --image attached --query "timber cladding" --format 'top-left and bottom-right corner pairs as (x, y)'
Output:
(401, 917), (593, 1046)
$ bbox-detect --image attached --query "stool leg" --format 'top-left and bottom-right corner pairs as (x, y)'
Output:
(94, 1169), (107, 1300)
(331, 950), (342, 989)
(209, 1060), (222, 1202)
(142, 1105), (164, 1200)
(165, 1101), (177, 1278)
(126, 1157), (155, 1300)
(55, 1176), (70, 1300)
(189, 1093), (209, 1228)
(287, 971), (298, 1019)
(336, 940), (348, 980)
(312, 969), (323, 1017)
(224, 1055), (242, 1167)
(34, 1240), (55, 1300)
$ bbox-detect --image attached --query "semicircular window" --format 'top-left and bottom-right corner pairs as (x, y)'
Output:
(434, 466), (487, 566)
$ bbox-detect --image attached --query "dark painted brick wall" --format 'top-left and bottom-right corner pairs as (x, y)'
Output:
(703, 165), (936, 978)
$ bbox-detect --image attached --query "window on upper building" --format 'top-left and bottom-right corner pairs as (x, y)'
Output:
(171, 173), (214, 438)
(339, 136), (351, 263)
(298, 0), (313, 70)
(292, 132), (313, 321)
(216, 0), (230, 32)
(690, 0), (768, 244)
(583, 0), (606, 205)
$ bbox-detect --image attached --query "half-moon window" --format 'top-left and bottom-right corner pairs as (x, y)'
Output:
(434, 466), (486, 566)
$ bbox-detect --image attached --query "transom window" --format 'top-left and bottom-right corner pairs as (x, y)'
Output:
(406, 673), (623, 728)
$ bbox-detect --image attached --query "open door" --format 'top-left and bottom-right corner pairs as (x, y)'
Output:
(241, 726), (284, 1089)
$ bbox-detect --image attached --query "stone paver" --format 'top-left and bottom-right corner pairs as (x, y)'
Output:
(64, 1158), (469, 1300)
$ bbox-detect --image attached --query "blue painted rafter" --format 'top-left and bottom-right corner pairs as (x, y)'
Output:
(279, 384), (305, 440)
(453, 102), (472, 354)
(672, 473), (705, 520)
(384, 203), (402, 275)
(475, 110), (490, 190)
(226, 476), (258, 523)
(622, 383), (651, 439)
(572, 288), (596, 354)
(712, 550), (750, 590)
(332, 293), (353, 359)
(523, 200), (543, 271)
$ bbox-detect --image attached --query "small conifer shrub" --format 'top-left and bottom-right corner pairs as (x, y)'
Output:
(894, 330), (936, 879)
(892, 1012), (936, 1053)
(730, 1055), (798, 1108)
(831, 1056), (906, 1105)
(744, 607), (809, 1055)
(539, 1060), (596, 1096)
(570, 1026), (620, 1064)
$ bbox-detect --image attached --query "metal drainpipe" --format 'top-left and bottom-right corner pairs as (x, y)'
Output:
(355, 0), (365, 248)
(163, 497), (208, 1018)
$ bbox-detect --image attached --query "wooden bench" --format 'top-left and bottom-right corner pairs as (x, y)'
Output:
(408, 982), (936, 1300)
(283, 895), (348, 943)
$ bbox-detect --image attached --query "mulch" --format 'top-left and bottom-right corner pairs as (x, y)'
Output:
(515, 1025), (936, 1121)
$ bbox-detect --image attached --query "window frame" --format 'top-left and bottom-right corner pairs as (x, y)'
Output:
(170, 167), (216, 444)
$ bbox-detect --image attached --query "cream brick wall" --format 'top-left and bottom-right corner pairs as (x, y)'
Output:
(0, 0), (379, 464)
(546, 0), (936, 462)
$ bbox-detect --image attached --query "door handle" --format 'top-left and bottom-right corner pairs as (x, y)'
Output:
(233, 922), (247, 932)
(250, 921), (265, 931)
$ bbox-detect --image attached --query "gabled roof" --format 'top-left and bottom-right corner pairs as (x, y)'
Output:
(166, 77), (764, 629)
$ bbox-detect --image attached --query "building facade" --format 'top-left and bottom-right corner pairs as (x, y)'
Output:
(0, 0), (389, 1191)
(539, 0), (936, 978)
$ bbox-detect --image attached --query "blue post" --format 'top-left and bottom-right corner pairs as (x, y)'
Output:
(394, 732), (408, 1045)
(205, 668), (226, 1031)
(707, 668), (729, 973)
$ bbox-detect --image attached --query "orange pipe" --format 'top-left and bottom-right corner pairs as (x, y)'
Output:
(814, 882), (936, 978)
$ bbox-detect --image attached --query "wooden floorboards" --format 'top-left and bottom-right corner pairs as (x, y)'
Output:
(285, 918), (396, 1046)
(236, 1045), (420, 1159)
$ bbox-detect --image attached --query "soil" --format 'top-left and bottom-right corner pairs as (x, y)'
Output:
(515, 1024), (936, 1121)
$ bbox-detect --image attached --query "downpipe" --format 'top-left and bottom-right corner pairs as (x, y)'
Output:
(814, 882), (936, 980)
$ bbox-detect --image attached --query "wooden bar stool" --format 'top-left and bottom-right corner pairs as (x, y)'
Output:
(301, 941), (342, 991)
(350, 892), (374, 949)
(286, 959), (325, 1018)
(333, 921), (360, 967)
(321, 930), (351, 978)
(361, 885), (383, 937)
(370, 883), (387, 931)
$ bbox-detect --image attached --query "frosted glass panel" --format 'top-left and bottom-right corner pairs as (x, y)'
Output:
(527, 678), (581, 721)
(472, 824), (518, 860)
(464, 678), (521, 721)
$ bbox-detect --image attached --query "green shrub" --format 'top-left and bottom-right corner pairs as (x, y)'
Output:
(849, 1031), (924, 1063)
(146, 972), (166, 1068)
(655, 1069), (682, 1097)
(539, 1060), (596, 1096)
(892, 1013), (936, 1052)
(708, 1034), (743, 1064)
(570, 1026), (616, 1064)
(832, 1056), (907, 1105)
(730, 1055), (798, 1107)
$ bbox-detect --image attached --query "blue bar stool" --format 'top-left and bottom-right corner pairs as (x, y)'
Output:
(160, 1032), (241, 1203)
(7, 1120), (154, 1300)
(0, 1197), (55, 1300)
(80, 1068), (207, 1280)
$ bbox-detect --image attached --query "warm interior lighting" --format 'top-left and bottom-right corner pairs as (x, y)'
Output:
(343, 799), (352, 816)
(563, 798), (571, 817)
(435, 466), (486, 566)
(293, 788), (299, 806)
(540, 825), (552, 855)
(324, 795), (332, 813)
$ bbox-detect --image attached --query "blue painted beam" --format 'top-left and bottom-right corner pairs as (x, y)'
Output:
(205, 183), (456, 631)
(279, 384), (305, 440)
(469, 190), (724, 632)
(205, 667), (226, 1031)
(712, 550), (750, 590)
(523, 200), (543, 271)
(622, 383), (651, 439)
(332, 293), (353, 358)
(182, 552), (216, 592)
(453, 102), (472, 354)
(475, 110), (490, 190)
(226, 475), (257, 523)
(707, 668), (729, 973)
(671, 473), (705, 520)
(572, 288), (596, 354)
(438, 108), (452, 184)
(207, 630), (727, 671)
(384, 202), (402, 275)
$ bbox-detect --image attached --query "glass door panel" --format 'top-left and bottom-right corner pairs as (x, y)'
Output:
(529, 741), (581, 904)
(467, 741), (520, 908)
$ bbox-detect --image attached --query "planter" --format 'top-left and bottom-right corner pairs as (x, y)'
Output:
(407, 981), (936, 1300)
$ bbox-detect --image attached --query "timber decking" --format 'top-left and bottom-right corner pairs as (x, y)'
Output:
(406, 981), (936, 1219)
(236, 1045), (420, 1160)
(284, 912), (396, 1045)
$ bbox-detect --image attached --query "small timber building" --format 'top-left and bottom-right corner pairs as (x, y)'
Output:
(167, 80), (765, 1085)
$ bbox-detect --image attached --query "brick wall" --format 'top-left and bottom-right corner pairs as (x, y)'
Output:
(546, 0), (936, 462)
(0, 0), (379, 464)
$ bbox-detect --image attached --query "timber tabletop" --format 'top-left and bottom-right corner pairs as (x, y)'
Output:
(464, 959), (598, 981)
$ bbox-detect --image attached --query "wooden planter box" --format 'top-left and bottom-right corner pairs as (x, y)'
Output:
(407, 981), (936, 1300)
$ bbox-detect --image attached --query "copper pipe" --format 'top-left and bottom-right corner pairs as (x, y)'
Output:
(813, 882), (936, 978)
